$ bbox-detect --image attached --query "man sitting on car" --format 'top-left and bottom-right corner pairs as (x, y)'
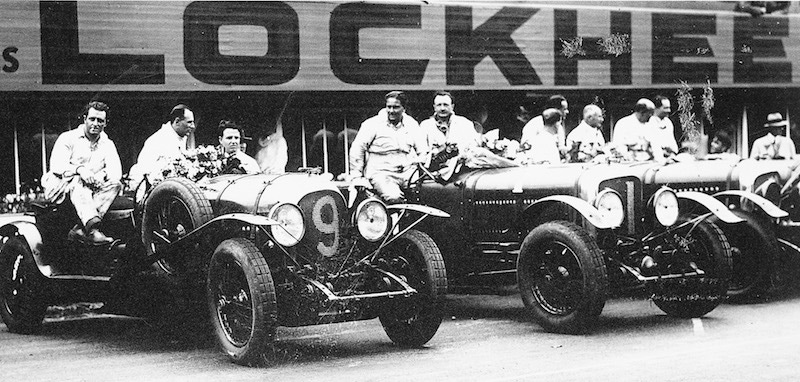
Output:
(43, 101), (122, 245)
(349, 91), (427, 204)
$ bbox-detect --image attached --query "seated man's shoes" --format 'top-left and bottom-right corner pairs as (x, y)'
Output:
(86, 228), (114, 245)
(67, 225), (85, 242)
(68, 224), (114, 245)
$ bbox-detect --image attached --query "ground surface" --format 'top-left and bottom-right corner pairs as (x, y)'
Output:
(3, 288), (800, 382)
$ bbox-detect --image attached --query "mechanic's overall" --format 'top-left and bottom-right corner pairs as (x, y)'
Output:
(349, 91), (427, 204)
(44, 101), (122, 245)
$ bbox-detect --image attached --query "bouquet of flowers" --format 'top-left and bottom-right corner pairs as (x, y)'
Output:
(484, 138), (526, 160)
(148, 145), (227, 185)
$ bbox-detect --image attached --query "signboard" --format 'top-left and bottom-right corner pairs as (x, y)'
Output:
(2, 1), (800, 91)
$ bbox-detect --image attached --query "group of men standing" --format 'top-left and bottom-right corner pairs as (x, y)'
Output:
(346, 91), (684, 203)
(42, 91), (797, 244)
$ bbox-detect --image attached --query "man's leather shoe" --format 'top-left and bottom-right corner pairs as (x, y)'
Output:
(67, 225), (85, 242)
(86, 228), (114, 245)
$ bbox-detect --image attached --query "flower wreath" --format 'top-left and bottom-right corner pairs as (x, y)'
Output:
(147, 145), (242, 186)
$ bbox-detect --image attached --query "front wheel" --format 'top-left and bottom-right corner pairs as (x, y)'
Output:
(652, 218), (732, 318)
(517, 221), (608, 334)
(207, 238), (278, 365)
(710, 210), (779, 302)
(0, 237), (48, 334)
(378, 229), (447, 347)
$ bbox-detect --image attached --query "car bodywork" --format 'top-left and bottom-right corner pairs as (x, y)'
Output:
(629, 158), (791, 300)
(408, 161), (736, 333)
(0, 172), (449, 365)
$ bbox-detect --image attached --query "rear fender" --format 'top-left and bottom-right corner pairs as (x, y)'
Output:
(0, 221), (47, 275)
(676, 191), (744, 224)
(523, 195), (615, 229)
(713, 190), (787, 219)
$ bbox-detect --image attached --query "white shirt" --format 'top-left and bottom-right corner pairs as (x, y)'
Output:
(129, 122), (187, 186)
(649, 115), (679, 155)
(521, 115), (566, 149)
(612, 113), (664, 162)
(525, 126), (561, 164)
(566, 121), (606, 160)
(420, 114), (481, 152)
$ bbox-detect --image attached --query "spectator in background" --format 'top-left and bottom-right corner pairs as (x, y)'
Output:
(750, 112), (796, 160)
(524, 108), (563, 164)
(521, 95), (570, 154)
(254, 122), (288, 174)
(566, 104), (606, 162)
(735, 1), (790, 16)
(650, 95), (679, 156)
(709, 130), (733, 154)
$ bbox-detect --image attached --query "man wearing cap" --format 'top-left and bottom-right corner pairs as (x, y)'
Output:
(750, 112), (796, 160)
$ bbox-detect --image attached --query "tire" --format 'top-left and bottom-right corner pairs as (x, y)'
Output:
(207, 238), (277, 365)
(652, 218), (732, 318)
(378, 229), (447, 347)
(710, 210), (779, 302)
(142, 177), (213, 277)
(517, 221), (608, 334)
(0, 237), (48, 334)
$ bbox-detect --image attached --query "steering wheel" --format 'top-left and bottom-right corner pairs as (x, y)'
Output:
(406, 162), (442, 189)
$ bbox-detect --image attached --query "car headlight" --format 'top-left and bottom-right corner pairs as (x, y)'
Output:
(653, 188), (679, 226)
(355, 199), (390, 242)
(269, 203), (305, 247)
(594, 189), (624, 228)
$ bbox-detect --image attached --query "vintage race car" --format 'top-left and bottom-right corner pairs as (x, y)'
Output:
(407, 162), (736, 333)
(631, 157), (791, 301)
(0, 171), (449, 365)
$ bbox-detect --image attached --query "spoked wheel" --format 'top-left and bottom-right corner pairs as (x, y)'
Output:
(378, 229), (447, 347)
(710, 210), (779, 302)
(207, 238), (277, 365)
(142, 178), (213, 276)
(0, 237), (48, 334)
(517, 221), (608, 334)
(652, 217), (732, 318)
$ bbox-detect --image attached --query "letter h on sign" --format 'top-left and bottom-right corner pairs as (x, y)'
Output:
(553, 9), (632, 86)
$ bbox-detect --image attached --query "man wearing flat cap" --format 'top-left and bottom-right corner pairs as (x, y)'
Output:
(750, 112), (796, 160)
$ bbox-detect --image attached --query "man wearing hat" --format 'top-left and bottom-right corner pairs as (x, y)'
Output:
(750, 112), (796, 160)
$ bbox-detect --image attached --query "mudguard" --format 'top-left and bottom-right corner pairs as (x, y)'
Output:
(167, 213), (278, 245)
(713, 190), (788, 218)
(0, 220), (46, 275)
(387, 204), (450, 218)
(676, 191), (744, 224)
(525, 195), (616, 229)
